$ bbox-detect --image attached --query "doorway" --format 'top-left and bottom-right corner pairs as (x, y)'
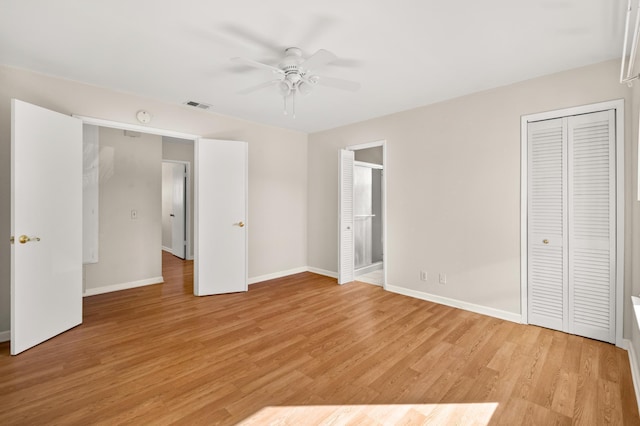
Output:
(338, 140), (387, 287)
(353, 161), (384, 285)
(77, 116), (248, 298)
(162, 159), (191, 260)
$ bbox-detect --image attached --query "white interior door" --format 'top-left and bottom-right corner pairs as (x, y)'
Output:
(338, 149), (354, 284)
(194, 139), (247, 296)
(527, 110), (617, 344)
(527, 117), (568, 332)
(567, 110), (616, 343)
(11, 99), (83, 355)
(170, 162), (186, 259)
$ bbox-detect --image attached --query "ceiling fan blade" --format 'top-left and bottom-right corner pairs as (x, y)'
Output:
(231, 57), (283, 74)
(301, 49), (337, 71)
(221, 24), (284, 55)
(315, 75), (360, 92)
(237, 79), (280, 95)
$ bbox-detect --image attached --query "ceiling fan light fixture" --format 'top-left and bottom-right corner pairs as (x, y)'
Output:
(298, 81), (313, 96)
(278, 80), (292, 96)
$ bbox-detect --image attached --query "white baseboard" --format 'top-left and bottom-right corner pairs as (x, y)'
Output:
(83, 276), (164, 297)
(385, 284), (522, 323)
(249, 267), (308, 285)
(307, 267), (338, 279)
(162, 246), (172, 253)
(0, 330), (9, 343)
(626, 339), (640, 414)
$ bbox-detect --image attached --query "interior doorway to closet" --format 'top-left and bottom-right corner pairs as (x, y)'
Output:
(339, 140), (387, 287)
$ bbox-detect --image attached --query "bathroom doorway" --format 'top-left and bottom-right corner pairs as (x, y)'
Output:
(338, 140), (386, 287)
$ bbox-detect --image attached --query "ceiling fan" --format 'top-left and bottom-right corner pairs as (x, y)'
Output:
(232, 47), (361, 118)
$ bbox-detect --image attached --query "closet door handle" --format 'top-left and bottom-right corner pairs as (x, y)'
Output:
(543, 239), (549, 244)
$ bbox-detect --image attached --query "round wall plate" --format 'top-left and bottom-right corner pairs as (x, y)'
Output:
(136, 110), (152, 124)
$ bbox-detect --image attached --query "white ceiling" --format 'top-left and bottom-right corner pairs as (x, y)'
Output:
(0, 0), (627, 133)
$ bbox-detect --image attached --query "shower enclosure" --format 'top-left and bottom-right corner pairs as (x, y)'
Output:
(354, 163), (383, 274)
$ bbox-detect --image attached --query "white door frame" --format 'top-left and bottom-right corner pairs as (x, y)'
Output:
(162, 159), (191, 260)
(344, 140), (388, 289)
(520, 99), (625, 347)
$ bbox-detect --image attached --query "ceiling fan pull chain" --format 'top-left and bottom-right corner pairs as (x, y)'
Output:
(293, 90), (296, 119)
(283, 95), (287, 115)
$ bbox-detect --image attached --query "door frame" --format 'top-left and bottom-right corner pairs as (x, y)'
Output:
(520, 99), (625, 347)
(343, 140), (388, 289)
(162, 159), (191, 260)
(73, 115), (202, 288)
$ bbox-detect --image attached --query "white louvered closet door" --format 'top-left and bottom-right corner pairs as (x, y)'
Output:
(338, 149), (355, 284)
(527, 118), (568, 332)
(567, 110), (616, 343)
(527, 110), (616, 344)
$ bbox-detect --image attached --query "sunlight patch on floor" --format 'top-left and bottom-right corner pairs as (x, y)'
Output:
(238, 402), (499, 425)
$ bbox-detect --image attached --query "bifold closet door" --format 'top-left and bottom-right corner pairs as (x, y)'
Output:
(567, 110), (616, 343)
(527, 117), (568, 332)
(527, 110), (616, 343)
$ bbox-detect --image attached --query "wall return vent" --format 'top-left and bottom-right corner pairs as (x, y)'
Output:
(183, 101), (213, 110)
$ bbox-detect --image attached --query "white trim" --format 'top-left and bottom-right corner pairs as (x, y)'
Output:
(83, 276), (164, 297)
(344, 139), (388, 290)
(308, 267), (339, 279)
(248, 267), (308, 285)
(162, 246), (172, 253)
(520, 116), (528, 324)
(73, 115), (199, 140)
(615, 104), (625, 347)
(162, 159), (192, 260)
(520, 99), (625, 347)
(626, 339), (640, 414)
(386, 284), (522, 323)
(0, 330), (10, 343)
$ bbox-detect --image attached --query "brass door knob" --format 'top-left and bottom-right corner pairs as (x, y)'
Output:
(19, 235), (40, 244)
(542, 239), (549, 245)
(238, 221), (245, 228)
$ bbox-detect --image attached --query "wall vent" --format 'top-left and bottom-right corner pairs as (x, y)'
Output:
(183, 100), (213, 110)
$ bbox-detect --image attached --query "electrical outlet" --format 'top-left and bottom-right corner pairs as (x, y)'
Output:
(420, 271), (428, 281)
(439, 273), (447, 285)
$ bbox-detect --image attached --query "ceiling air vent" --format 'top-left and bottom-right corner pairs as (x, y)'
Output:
(183, 100), (213, 110)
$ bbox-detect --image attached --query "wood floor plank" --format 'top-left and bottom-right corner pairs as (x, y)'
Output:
(0, 251), (637, 425)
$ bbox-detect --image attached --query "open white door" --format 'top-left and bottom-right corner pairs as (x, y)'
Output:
(194, 139), (247, 296)
(338, 149), (354, 284)
(170, 162), (186, 259)
(11, 99), (82, 355)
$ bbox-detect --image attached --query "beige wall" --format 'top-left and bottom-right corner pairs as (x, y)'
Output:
(162, 137), (195, 258)
(84, 127), (162, 290)
(354, 146), (383, 165)
(308, 60), (634, 325)
(0, 65), (308, 333)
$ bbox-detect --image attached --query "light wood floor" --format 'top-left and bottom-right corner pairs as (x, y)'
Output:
(0, 252), (638, 425)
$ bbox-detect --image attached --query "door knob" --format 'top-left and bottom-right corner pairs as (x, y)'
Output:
(238, 221), (245, 228)
(19, 235), (40, 244)
(170, 214), (175, 217)
(542, 239), (549, 245)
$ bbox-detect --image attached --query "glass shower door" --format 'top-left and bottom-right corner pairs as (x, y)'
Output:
(354, 165), (373, 270)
